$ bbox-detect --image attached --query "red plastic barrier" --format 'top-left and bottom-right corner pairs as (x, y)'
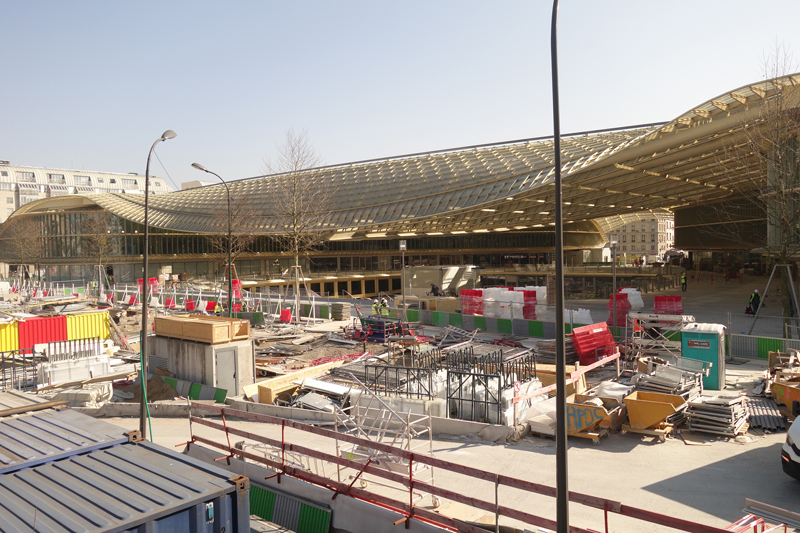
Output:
(18, 316), (68, 350)
(185, 299), (196, 311)
(232, 304), (242, 312)
(606, 293), (631, 327)
(279, 309), (293, 322)
(165, 298), (176, 309)
(570, 322), (616, 365)
(653, 295), (683, 314)
(205, 301), (218, 313)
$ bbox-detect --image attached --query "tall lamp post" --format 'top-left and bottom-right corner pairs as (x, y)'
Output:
(611, 241), (617, 329)
(140, 129), (176, 439)
(192, 163), (232, 318)
(549, 1), (569, 531)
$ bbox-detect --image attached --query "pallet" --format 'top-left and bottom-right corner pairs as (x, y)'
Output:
(528, 427), (609, 445)
(620, 423), (674, 443)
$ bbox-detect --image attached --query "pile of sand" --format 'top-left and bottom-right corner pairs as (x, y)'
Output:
(116, 376), (179, 403)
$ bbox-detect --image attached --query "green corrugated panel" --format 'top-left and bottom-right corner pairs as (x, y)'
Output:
(76, 287), (85, 294)
(664, 331), (682, 341)
(497, 319), (512, 334)
(320, 306), (329, 319)
(564, 324), (572, 334)
(253, 312), (265, 325)
(250, 486), (276, 521)
(163, 378), (177, 390)
(529, 321), (544, 337)
(303, 304), (312, 317)
(213, 388), (227, 403)
(757, 337), (783, 359)
(297, 503), (331, 533)
(448, 313), (463, 328)
(474, 316), (487, 331)
(188, 383), (203, 400)
(406, 310), (419, 322)
(432, 312), (446, 327)
(63, 288), (72, 296)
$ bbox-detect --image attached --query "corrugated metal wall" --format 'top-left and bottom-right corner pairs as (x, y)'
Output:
(66, 311), (110, 340)
(18, 316), (67, 350)
(0, 323), (18, 352)
(250, 485), (330, 533)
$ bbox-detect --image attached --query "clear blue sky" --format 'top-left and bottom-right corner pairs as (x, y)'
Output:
(2, 1), (800, 188)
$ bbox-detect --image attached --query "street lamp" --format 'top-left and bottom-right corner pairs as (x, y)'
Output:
(140, 129), (176, 440)
(192, 163), (232, 318)
(611, 241), (617, 330)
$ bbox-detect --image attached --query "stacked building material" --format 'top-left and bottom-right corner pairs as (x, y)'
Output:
(460, 286), (548, 319)
(606, 293), (631, 327)
(686, 396), (749, 436)
(747, 397), (786, 431)
(634, 365), (703, 401)
(534, 338), (579, 364)
(460, 289), (484, 316)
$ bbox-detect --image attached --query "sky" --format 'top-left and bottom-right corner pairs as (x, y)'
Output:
(3, 1), (800, 189)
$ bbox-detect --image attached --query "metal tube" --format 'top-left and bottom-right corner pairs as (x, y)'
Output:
(550, 1), (569, 531)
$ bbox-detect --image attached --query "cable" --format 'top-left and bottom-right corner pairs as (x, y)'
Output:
(153, 150), (180, 192)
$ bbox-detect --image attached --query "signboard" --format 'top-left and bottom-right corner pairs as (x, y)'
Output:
(687, 339), (711, 349)
(399, 239), (406, 251)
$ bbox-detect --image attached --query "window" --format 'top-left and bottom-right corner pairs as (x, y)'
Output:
(17, 171), (35, 183)
(48, 173), (66, 184)
(98, 178), (104, 183)
(631, 245), (636, 251)
(0, 171), (6, 177)
(622, 246), (627, 252)
(622, 226), (626, 232)
(651, 234), (655, 242)
(75, 175), (91, 185)
(6, 208), (12, 216)
(109, 179), (116, 184)
(622, 235), (626, 242)
(122, 178), (137, 187)
(5, 197), (12, 204)
(651, 245), (656, 251)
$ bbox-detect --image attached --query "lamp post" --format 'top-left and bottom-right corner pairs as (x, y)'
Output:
(140, 129), (176, 440)
(611, 241), (617, 329)
(549, 1), (569, 531)
(192, 163), (233, 318)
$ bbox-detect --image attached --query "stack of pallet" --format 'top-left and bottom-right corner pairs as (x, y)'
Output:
(686, 396), (749, 436)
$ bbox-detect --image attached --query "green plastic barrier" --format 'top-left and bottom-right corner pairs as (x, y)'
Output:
(529, 321), (544, 338)
(406, 310), (419, 322)
(757, 337), (783, 359)
(473, 316), (487, 331)
(320, 305), (329, 319)
(432, 311), (446, 327)
(497, 319), (513, 335)
(448, 313), (463, 328)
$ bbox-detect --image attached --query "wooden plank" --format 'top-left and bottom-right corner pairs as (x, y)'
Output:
(0, 400), (68, 418)
(243, 358), (350, 400)
(35, 370), (138, 392)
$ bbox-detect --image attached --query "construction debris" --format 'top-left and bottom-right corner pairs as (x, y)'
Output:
(686, 396), (749, 437)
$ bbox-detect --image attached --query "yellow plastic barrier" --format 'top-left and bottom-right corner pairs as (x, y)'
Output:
(66, 311), (111, 341)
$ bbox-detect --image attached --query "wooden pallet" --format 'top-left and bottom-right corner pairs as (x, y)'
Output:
(620, 423), (674, 443)
(528, 426), (609, 445)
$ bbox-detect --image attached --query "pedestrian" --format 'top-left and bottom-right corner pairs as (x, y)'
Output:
(749, 289), (761, 313)
(681, 272), (687, 292)
(430, 283), (441, 296)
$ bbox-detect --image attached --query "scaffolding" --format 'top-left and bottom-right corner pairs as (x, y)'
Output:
(334, 373), (437, 508)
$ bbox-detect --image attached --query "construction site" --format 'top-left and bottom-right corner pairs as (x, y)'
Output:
(0, 255), (797, 533)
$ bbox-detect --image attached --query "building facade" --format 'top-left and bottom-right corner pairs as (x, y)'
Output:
(607, 216), (674, 260)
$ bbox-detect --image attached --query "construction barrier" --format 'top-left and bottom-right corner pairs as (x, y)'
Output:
(0, 323), (19, 353)
(66, 311), (111, 341)
(729, 333), (800, 359)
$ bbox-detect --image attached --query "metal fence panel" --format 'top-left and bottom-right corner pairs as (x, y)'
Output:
(729, 334), (758, 359)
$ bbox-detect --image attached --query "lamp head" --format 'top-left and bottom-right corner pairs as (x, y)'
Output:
(161, 130), (177, 141)
(191, 163), (207, 172)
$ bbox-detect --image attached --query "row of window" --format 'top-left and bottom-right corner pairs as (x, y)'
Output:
(0, 170), (160, 188)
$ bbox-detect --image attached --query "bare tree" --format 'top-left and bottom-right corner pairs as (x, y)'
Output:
(1, 215), (45, 284)
(709, 45), (800, 320)
(264, 129), (334, 322)
(81, 212), (120, 273)
(206, 196), (259, 274)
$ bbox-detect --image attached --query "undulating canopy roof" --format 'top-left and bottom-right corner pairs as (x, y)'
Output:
(14, 73), (800, 240)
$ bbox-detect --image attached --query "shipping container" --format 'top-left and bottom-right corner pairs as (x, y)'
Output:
(0, 408), (127, 474)
(17, 315), (67, 350)
(0, 321), (18, 352)
(66, 309), (111, 340)
(0, 436), (251, 532)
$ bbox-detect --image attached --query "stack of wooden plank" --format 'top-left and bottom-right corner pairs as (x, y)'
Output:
(686, 396), (749, 436)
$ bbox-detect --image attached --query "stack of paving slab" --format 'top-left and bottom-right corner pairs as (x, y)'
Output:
(686, 396), (749, 436)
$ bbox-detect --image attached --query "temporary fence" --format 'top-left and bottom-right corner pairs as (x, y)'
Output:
(0, 348), (37, 391)
(187, 402), (734, 533)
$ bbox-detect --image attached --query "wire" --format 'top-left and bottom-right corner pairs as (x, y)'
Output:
(153, 149), (180, 192)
